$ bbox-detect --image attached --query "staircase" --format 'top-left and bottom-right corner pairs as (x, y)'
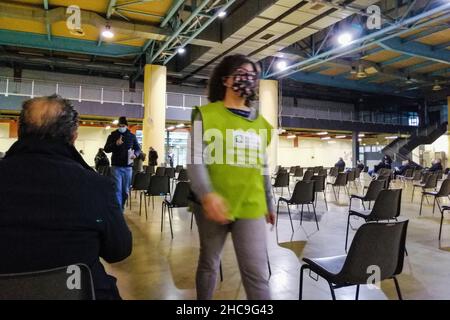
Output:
(382, 121), (448, 162)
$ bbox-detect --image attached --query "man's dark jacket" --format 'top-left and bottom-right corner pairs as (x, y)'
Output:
(0, 137), (132, 299)
(104, 129), (140, 167)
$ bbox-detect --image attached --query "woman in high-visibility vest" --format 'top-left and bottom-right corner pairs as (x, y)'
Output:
(188, 54), (275, 300)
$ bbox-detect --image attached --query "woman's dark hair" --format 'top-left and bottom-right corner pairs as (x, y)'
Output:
(208, 54), (260, 105)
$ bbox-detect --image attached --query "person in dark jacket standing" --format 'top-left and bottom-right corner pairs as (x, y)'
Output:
(0, 95), (132, 299)
(335, 157), (346, 172)
(104, 116), (141, 210)
(148, 146), (158, 170)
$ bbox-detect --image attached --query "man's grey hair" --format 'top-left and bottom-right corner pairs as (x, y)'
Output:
(18, 94), (79, 144)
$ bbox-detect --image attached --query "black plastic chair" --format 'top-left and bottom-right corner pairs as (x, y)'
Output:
(175, 165), (183, 173)
(345, 189), (402, 251)
(0, 264), (95, 300)
(328, 167), (338, 178)
(176, 168), (189, 182)
(311, 175), (328, 211)
(162, 182), (190, 239)
(349, 180), (385, 211)
(300, 219), (408, 300)
(131, 172), (151, 216)
(302, 170), (314, 182)
(272, 171), (290, 199)
(155, 167), (166, 176)
(412, 172), (437, 202)
(145, 175), (170, 219)
(276, 180), (318, 232)
(318, 168), (328, 176)
(347, 169), (359, 193)
(293, 167), (304, 179)
(327, 172), (348, 201)
(420, 178), (450, 216)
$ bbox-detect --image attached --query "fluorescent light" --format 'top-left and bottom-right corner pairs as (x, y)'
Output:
(276, 60), (288, 70)
(218, 10), (227, 18)
(336, 135), (346, 139)
(166, 126), (175, 131)
(177, 47), (186, 54)
(278, 128), (287, 134)
(317, 131), (328, 135)
(358, 133), (365, 137)
(327, 141), (337, 144)
(321, 137), (331, 140)
(112, 119), (119, 125)
(101, 25), (114, 39)
(385, 136), (398, 140)
(358, 138), (362, 142)
(176, 123), (185, 128)
(105, 125), (111, 130)
(337, 32), (352, 46)
(287, 134), (296, 139)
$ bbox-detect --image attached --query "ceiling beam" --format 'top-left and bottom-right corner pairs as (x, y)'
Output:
(107, 0), (117, 19)
(379, 37), (450, 65)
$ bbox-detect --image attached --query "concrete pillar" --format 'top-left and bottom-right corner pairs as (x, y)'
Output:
(143, 64), (166, 164)
(259, 80), (279, 174)
(352, 131), (359, 168)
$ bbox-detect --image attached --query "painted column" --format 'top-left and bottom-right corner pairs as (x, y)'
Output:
(352, 131), (360, 168)
(143, 64), (167, 164)
(259, 79), (279, 174)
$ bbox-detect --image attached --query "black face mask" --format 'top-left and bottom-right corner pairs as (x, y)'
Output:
(227, 71), (258, 99)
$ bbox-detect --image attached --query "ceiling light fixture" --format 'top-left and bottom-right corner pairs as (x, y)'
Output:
(337, 32), (352, 46)
(321, 137), (331, 140)
(358, 133), (365, 137)
(432, 80), (442, 91)
(112, 119), (119, 125)
(385, 136), (399, 140)
(176, 123), (185, 128)
(177, 47), (186, 54)
(218, 10), (227, 18)
(101, 25), (114, 39)
(356, 64), (367, 78)
(105, 125), (111, 130)
(276, 60), (288, 71)
(287, 134), (297, 139)
(336, 135), (346, 139)
(317, 131), (328, 135)
(166, 126), (175, 131)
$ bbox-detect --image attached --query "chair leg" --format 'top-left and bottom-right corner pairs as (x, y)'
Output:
(299, 264), (307, 300)
(300, 204), (304, 225)
(288, 185), (291, 197)
(168, 207), (174, 239)
(190, 212), (194, 230)
(160, 202), (165, 233)
(312, 202), (319, 231)
(345, 213), (351, 252)
(267, 251), (272, 278)
(439, 211), (444, 241)
(411, 186), (415, 202)
(368, 201), (371, 210)
(276, 200), (280, 227)
(287, 204), (294, 233)
(323, 191), (328, 211)
(328, 282), (336, 300)
(219, 260), (224, 282)
(419, 194), (424, 216)
(144, 195), (148, 220)
(362, 200), (366, 210)
(393, 277), (403, 300)
(355, 285), (360, 300)
(139, 192), (142, 216)
(332, 186), (337, 201)
(152, 196), (155, 210)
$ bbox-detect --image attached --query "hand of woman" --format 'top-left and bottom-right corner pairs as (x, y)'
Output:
(201, 192), (231, 224)
(265, 212), (276, 226)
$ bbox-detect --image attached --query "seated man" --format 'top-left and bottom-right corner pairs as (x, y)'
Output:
(429, 159), (443, 172)
(0, 95), (132, 299)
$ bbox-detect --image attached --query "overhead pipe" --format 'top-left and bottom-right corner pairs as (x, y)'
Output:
(266, 2), (450, 79)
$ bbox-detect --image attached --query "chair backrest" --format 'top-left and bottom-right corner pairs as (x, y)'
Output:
(97, 165), (110, 177)
(311, 175), (326, 192)
(334, 172), (348, 186)
(170, 182), (191, 208)
(339, 219), (408, 284)
(132, 172), (151, 191)
(437, 178), (450, 197)
(424, 173), (439, 189)
(354, 168), (361, 179)
(145, 165), (155, 175)
(289, 166), (296, 174)
(155, 167), (166, 176)
(175, 165), (183, 173)
(403, 168), (414, 178)
(329, 167), (338, 177)
(164, 167), (175, 178)
(364, 180), (385, 201)
(0, 264), (95, 300)
(177, 169), (189, 182)
(347, 169), (356, 182)
(375, 174), (390, 188)
(412, 170), (422, 181)
(294, 167), (304, 177)
(368, 189), (402, 220)
(290, 181), (315, 204)
(318, 168), (328, 176)
(420, 171), (430, 184)
(313, 166), (322, 174)
(273, 171), (290, 187)
(147, 175), (170, 196)
(302, 170), (314, 181)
